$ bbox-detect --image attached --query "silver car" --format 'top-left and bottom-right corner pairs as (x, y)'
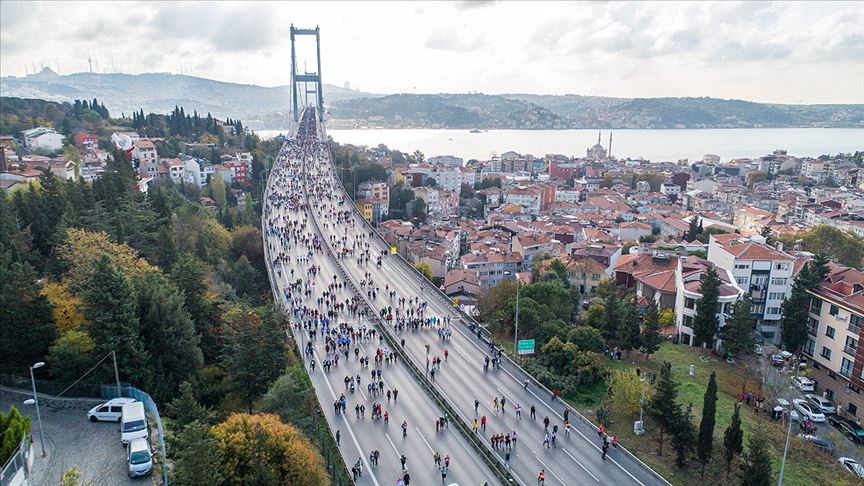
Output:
(793, 399), (826, 422)
(804, 394), (836, 414)
(127, 438), (153, 477)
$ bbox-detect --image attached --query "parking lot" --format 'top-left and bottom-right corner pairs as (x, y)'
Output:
(0, 393), (151, 486)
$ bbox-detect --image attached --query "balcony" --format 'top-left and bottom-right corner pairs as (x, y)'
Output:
(844, 345), (858, 357)
(807, 327), (818, 337)
(849, 322), (862, 334)
(841, 367), (854, 378)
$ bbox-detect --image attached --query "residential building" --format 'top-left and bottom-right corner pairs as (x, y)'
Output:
(111, 132), (140, 151)
(358, 180), (390, 204)
(428, 155), (463, 167)
(675, 256), (744, 348)
(461, 250), (523, 289)
(21, 127), (64, 152)
(131, 139), (159, 167)
(511, 232), (552, 265)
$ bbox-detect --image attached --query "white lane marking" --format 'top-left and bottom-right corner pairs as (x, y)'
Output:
(416, 427), (435, 454)
(496, 386), (517, 414)
(385, 432), (401, 458)
(563, 448), (599, 482)
(534, 453), (567, 486)
(310, 348), (381, 486)
(473, 392), (495, 413)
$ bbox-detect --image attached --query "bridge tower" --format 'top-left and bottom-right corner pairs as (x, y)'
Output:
(290, 25), (324, 122)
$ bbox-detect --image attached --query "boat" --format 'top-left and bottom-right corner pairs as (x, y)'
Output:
(469, 129), (482, 133)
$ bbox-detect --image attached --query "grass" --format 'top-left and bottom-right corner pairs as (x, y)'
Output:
(568, 342), (856, 486)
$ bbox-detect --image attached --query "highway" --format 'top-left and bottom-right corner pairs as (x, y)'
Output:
(262, 109), (498, 486)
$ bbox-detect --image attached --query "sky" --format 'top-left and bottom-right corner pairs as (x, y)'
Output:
(1, 1), (862, 104)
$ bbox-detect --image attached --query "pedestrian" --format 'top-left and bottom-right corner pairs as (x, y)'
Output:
(611, 435), (618, 448)
(544, 415), (550, 430)
(434, 450), (441, 467)
(440, 465), (448, 482)
(481, 415), (487, 431)
(531, 404), (536, 420)
(602, 441), (609, 460)
(475, 399), (480, 414)
(400, 454), (407, 468)
(538, 469), (545, 485)
(472, 419), (478, 433)
(336, 429), (341, 446)
(505, 451), (511, 469)
(598, 423), (604, 438)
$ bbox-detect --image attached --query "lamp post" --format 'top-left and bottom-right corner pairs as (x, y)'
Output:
(778, 354), (801, 486)
(635, 371), (646, 435)
(505, 271), (520, 359)
(26, 362), (46, 456)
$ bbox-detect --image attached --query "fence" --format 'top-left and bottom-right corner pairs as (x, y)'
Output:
(0, 433), (32, 486)
(103, 386), (168, 486)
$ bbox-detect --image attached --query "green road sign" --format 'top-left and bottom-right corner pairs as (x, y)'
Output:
(517, 339), (535, 355)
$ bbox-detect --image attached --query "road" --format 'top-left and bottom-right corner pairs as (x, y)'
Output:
(295, 109), (671, 486)
(262, 109), (497, 485)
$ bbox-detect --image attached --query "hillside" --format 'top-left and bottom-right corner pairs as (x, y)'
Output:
(2, 69), (862, 130)
(0, 69), (378, 128)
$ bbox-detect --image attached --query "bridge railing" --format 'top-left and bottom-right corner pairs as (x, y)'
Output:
(320, 123), (672, 486)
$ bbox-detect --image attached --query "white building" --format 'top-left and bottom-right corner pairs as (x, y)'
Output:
(707, 233), (798, 345)
(428, 155), (463, 167)
(504, 186), (542, 215)
(555, 189), (581, 204)
(132, 139), (158, 167)
(660, 183), (681, 196)
(21, 127), (64, 152)
(111, 132), (140, 151)
(675, 256), (744, 349)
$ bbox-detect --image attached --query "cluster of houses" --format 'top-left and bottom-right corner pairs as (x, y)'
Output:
(0, 126), (253, 196)
(363, 139), (864, 422)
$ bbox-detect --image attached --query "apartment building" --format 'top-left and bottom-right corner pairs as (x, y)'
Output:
(358, 180), (390, 204)
(511, 232), (552, 265)
(707, 233), (798, 345)
(802, 266), (864, 420)
(461, 250), (523, 289)
(675, 256), (744, 348)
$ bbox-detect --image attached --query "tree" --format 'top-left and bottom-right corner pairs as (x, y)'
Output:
(260, 366), (314, 426)
(641, 303), (663, 358)
(618, 298), (642, 355)
(41, 281), (87, 335)
(209, 176), (228, 210)
(173, 420), (223, 486)
(566, 326), (605, 354)
(721, 295), (756, 359)
(81, 256), (150, 386)
(220, 305), (287, 411)
(697, 372), (718, 477)
(608, 369), (653, 416)
(64, 144), (82, 179)
(781, 254), (829, 352)
(686, 217), (702, 242)
(168, 381), (209, 429)
(658, 308), (675, 329)
(47, 330), (95, 383)
(171, 254), (219, 359)
(56, 228), (151, 292)
(648, 361), (680, 455)
(226, 255), (262, 299)
(132, 269), (203, 400)
(672, 403), (696, 468)
(740, 431), (773, 486)
(692, 266), (721, 350)
(211, 413), (329, 486)
(414, 261), (433, 281)
(581, 303), (605, 330)
(0, 252), (57, 373)
(777, 225), (864, 268)
(723, 404), (744, 476)
(601, 290), (623, 341)
(0, 406), (31, 465)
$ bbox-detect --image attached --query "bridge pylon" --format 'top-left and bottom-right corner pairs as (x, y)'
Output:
(290, 25), (324, 122)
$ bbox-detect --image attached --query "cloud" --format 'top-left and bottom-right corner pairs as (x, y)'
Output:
(147, 3), (279, 52)
(425, 26), (486, 53)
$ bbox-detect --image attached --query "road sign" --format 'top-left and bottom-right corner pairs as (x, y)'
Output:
(391, 247), (397, 254)
(517, 339), (535, 355)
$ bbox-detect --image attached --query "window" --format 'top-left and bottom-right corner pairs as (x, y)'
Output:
(592, 274), (601, 281)
(735, 264), (750, 269)
(685, 297), (695, 309)
(810, 298), (823, 314)
(852, 314), (863, 330)
(830, 304), (840, 316)
(820, 347), (832, 360)
(826, 326), (835, 338)
(803, 339), (816, 356)
(736, 277), (749, 285)
(841, 357), (854, 377)
(768, 292), (785, 300)
(767, 307), (781, 316)
(775, 262), (788, 271)
(848, 403), (858, 416)
(771, 277), (787, 286)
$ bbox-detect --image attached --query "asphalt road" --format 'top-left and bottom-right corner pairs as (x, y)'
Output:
(298, 114), (669, 486)
(0, 394), (147, 486)
(263, 112), (496, 485)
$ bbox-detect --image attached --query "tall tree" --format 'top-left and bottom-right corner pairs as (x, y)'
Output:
(171, 254), (219, 359)
(46, 330), (94, 383)
(686, 217), (701, 242)
(723, 404), (744, 476)
(648, 361), (681, 455)
(82, 256), (150, 385)
(0, 252), (57, 372)
(721, 295), (756, 358)
(172, 420), (223, 486)
(697, 372), (718, 477)
(601, 290), (623, 342)
(618, 298), (642, 355)
(740, 432), (773, 486)
(132, 270), (203, 401)
(781, 255), (830, 352)
(672, 403), (696, 468)
(641, 302), (663, 358)
(693, 266), (721, 350)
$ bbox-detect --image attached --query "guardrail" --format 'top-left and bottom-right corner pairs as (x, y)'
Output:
(0, 433), (31, 486)
(320, 124), (672, 486)
(304, 124), (516, 485)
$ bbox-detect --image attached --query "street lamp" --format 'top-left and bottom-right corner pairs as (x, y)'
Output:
(635, 371), (647, 435)
(778, 354), (802, 486)
(504, 271), (520, 359)
(26, 362), (46, 456)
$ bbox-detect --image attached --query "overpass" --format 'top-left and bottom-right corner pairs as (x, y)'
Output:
(263, 108), (672, 486)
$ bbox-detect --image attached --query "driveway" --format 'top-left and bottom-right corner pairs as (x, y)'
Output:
(0, 393), (151, 486)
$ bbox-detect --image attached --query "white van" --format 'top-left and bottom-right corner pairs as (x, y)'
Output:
(87, 398), (137, 422)
(120, 401), (148, 445)
(126, 437), (153, 477)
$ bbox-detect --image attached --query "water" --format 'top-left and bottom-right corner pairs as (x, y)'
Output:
(256, 128), (864, 163)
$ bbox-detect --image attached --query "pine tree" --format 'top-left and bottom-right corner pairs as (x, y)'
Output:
(697, 372), (718, 477)
(82, 256), (150, 385)
(172, 420), (223, 486)
(648, 361), (680, 455)
(641, 302), (662, 358)
(723, 404), (744, 476)
(721, 295), (756, 359)
(781, 255), (829, 352)
(672, 403), (696, 468)
(171, 254), (219, 360)
(686, 217), (700, 241)
(168, 381), (209, 429)
(618, 298), (642, 356)
(693, 266), (721, 350)
(602, 290), (623, 342)
(740, 432), (772, 486)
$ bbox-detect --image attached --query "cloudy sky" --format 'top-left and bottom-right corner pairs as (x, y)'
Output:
(1, 1), (862, 103)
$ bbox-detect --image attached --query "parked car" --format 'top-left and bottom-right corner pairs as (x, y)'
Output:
(797, 434), (836, 454)
(804, 394), (836, 415)
(839, 457), (864, 479)
(792, 398), (826, 422)
(771, 354), (785, 366)
(126, 437), (153, 477)
(828, 415), (864, 445)
(121, 401), (148, 445)
(792, 376), (816, 392)
(87, 398), (137, 423)
(775, 398), (800, 422)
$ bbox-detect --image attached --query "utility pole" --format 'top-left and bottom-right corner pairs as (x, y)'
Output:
(112, 350), (122, 397)
(514, 279), (520, 360)
(778, 355), (800, 485)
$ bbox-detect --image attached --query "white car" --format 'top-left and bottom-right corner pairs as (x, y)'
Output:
(792, 376), (815, 392)
(775, 398), (800, 422)
(792, 398), (826, 422)
(839, 457), (864, 479)
(87, 398), (137, 422)
(126, 438), (153, 477)
(804, 394), (836, 414)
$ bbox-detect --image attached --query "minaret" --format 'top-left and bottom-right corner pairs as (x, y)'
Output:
(608, 131), (613, 159)
(597, 131), (601, 145)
